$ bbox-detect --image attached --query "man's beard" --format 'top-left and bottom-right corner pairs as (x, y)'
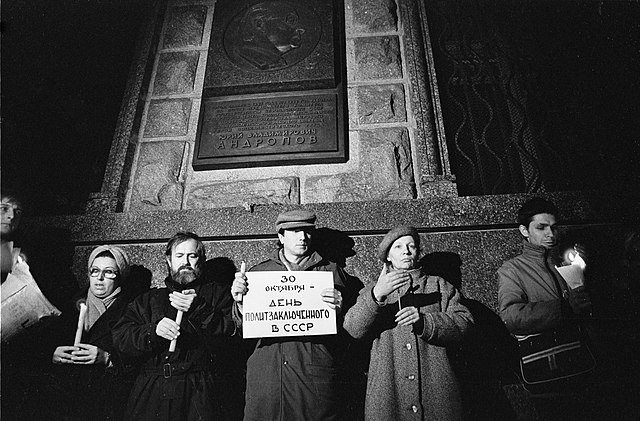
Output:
(171, 265), (200, 285)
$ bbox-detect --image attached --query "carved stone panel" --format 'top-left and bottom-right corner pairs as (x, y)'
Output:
(195, 0), (347, 170)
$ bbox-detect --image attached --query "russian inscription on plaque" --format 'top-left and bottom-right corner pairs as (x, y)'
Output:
(195, 0), (346, 170)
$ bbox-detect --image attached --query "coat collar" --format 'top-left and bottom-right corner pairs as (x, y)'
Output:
(268, 249), (325, 271)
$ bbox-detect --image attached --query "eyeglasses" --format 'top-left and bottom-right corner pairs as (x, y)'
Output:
(89, 268), (118, 279)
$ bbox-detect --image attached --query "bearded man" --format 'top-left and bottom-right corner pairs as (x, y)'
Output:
(113, 232), (236, 421)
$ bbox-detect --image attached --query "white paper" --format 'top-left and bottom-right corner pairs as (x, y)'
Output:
(242, 271), (336, 339)
(1, 260), (61, 342)
(555, 252), (586, 289)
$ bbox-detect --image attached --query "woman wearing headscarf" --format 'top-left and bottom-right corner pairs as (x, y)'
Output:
(52, 245), (143, 421)
(343, 226), (474, 421)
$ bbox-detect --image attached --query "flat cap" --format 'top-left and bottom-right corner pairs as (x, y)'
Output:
(275, 209), (317, 233)
(377, 225), (420, 262)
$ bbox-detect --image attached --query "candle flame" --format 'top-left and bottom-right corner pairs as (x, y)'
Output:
(570, 251), (586, 270)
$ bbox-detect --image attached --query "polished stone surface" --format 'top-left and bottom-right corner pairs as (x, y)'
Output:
(351, 0), (398, 33)
(129, 141), (186, 211)
(304, 128), (415, 202)
(143, 99), (192, 137)
(353, 36), (403, 80)
(153, 51), (200, 95)
(186, 177), (300, 209)
(163, 5), (207, 49)
(356, 84), (407, 124)
(24, 192), (639, 308)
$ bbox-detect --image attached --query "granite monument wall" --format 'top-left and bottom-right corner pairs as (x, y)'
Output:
(44, 0), (637, 418)
(112, 0), (455, 214)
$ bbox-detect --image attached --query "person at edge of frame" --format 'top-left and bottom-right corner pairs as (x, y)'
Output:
(497, 197), (595, 420)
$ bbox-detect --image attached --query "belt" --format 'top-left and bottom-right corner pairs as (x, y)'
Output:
(142, 362), (210, 378)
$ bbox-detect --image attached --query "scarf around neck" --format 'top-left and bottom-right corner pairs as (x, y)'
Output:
(279, 248), (316, 271)
(85, 286), (121, 331)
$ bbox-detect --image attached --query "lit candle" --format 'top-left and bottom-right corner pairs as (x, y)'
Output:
(74, 302), (87, 345)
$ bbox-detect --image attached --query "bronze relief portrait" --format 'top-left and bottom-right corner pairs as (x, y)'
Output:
(223, 1), (322, 72)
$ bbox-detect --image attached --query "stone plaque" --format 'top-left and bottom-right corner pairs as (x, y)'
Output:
(195, 0), (347, 170)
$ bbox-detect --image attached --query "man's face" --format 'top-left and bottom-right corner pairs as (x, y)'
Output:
(1, 197), (23, 237)
(520, 213), (558, 249)
(278, 228), (313, 258)
(264, 12), (304, 53)
(166, 238), (202, 284)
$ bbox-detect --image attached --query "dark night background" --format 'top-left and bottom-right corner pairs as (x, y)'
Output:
(1, 0), (150, 215)
(2, 1), (639, 216)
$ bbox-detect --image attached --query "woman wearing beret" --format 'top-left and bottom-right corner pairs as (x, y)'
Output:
(52, 245), (145, 421)
(344, 226), (473, 421)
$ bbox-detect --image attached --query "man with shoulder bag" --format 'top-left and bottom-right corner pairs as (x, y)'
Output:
(498, 197), (596, 419)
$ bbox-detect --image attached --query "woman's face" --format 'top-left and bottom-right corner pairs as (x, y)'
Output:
(387, 235), (418, 270)
(89, 256), (119, 298)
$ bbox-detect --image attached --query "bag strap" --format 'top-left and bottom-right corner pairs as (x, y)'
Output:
(543, 248), (565, 298)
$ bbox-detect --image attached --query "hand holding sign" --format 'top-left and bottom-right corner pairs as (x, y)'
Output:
(241, 271), (336, 339)
(320, 288), (343, 313)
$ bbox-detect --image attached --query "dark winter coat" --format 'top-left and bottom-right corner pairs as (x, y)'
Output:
(343, 268), (473, 421)
(70, 290), (139, 421)
(497, 240), (571, 334)
(112, 278), (235, 421)
(237, 250), (349, 421)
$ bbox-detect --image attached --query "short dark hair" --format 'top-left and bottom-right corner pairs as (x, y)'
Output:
(517, 197), (559, 227)
(165, 231), (206, 263)
(1, 189), (23, 208)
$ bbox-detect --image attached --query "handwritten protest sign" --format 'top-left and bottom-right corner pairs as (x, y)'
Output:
(242, 271), (336, 339)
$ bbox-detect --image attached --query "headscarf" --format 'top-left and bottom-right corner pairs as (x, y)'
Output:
(87, 245), (130, 281)
(84, 245), (130, 331)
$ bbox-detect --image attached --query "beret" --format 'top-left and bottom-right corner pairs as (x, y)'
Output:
(275, 209), (317, 233)
(377, 226), (420, 262)
(88, 245), (131, 281)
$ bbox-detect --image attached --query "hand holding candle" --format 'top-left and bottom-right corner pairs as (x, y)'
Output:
(373, 263), (410, 304)
(231, 261), (247, 304)
(168, 311), (183, 353)
(167, 289), (196, 352)
(556, 247), (586, 289)
(74, 302), (87, 345)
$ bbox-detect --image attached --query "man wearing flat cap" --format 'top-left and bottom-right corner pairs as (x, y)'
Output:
(231, 209), (349, 421)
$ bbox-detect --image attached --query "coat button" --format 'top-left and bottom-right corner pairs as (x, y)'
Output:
(412, 405), (418, 412)
(406, 343), (412, 350)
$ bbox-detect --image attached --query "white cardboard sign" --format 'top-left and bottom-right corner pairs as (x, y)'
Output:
(242, 271), (336, 339)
